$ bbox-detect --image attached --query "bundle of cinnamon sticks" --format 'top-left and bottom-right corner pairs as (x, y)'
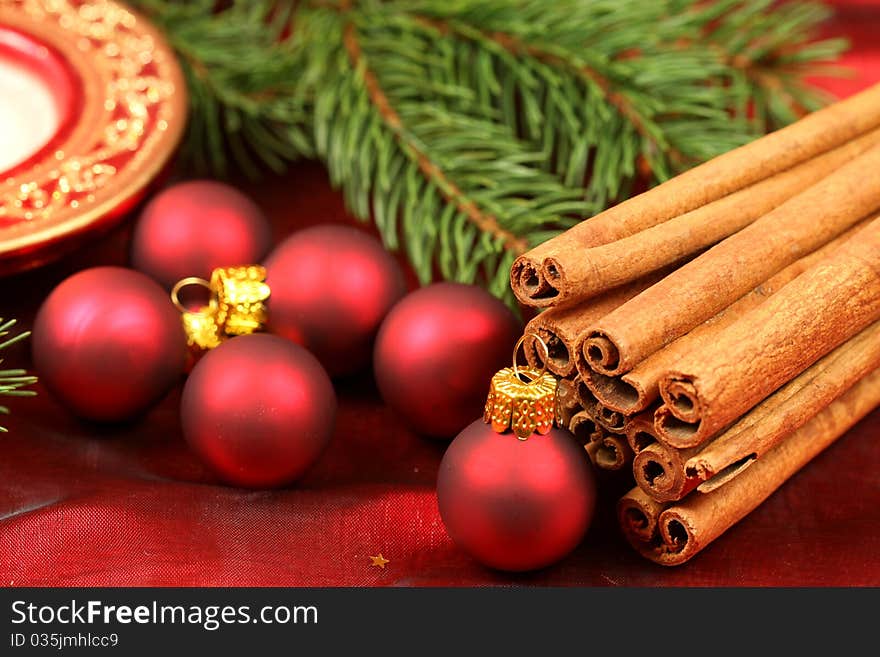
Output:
(516, 83), (880, 566)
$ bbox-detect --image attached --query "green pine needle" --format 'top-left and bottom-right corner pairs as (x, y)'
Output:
(131, 0), (847, 307)
(0, 319), (37, 432)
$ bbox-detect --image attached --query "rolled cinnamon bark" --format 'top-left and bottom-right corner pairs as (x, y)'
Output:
(574, 377), (597, 414)
(568, 410), (603, 446)
(656, 216), (880, 448)
(572, 377), (629, 434)
(583, 145), (880, 376)
(686, 321), (880, 492)
(633, 441), (703, 503)
(519, 128), (880, 306)
(592, 404), (627, 434)
(623, 412), (661, 455)
(576, 220), (868, 414)
(563, 403), (631, 471)
(511, 83), (880, 308)
(618, 487), (668, 544)
(554, 377), (582, 430)
(630, 321), (880, 502)
(524, 273), (666, 378)
(623, 368), (880, 566)
(585, 431), (634, 471)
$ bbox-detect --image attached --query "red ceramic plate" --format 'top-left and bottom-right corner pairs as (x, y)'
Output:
(0, 0), (186, 275)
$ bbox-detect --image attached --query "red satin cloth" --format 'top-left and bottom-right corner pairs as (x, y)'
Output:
(3, 2), (880, 586)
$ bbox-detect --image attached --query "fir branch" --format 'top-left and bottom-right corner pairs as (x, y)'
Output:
(675, 0), (848, 130)
(392, 1), (752, 203)
(306, 6), (589, 301)
(0, 319), (36, 433)
(132, 0), (314, 177)
(341, 21), (529, 255)
(130, 0), (846, 306)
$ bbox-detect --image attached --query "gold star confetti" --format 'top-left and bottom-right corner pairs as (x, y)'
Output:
(369, 554), (390, 569)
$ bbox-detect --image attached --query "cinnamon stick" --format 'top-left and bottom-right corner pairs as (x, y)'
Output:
(592, 404), (627, 435)
(574, 377), (598, 416)
(618, 487), (668, 544)
(630, 319), (880, 503)
(585, 431), (634, 472)
(622, 368), (880, 566)
(519, 127), (880, 306)
(554, 377), (582, 430)
(633, 441), (702, 503)
(574, 379), (628, 434)
(568, 410), (604, 446)
(523, 272), (666, 378)
(558, 379), (604, 446)
(583, 144), (880, 376)
(511, 83), (880, 307)
(564, 403), (631, 472)
(623, 412), (660, 455)
(656, 216), (880, 448)
(686, 321), (880, 492)
(576, 220), (869, 414)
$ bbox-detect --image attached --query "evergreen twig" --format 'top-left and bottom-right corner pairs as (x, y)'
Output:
(130, 0), (847, 306)
(0, 319), (37, 433)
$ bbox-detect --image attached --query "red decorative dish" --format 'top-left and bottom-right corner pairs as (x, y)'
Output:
(0, 0), (186, 275)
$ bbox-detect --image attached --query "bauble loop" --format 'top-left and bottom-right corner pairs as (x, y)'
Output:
(172, 265), (272, 356)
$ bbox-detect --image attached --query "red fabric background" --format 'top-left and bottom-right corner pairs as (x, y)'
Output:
(2, 1), (880, 587)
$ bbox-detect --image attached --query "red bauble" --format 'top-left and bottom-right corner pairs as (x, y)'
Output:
(373, 283), (520, 438)
(437, 420), (596, 571)
(131, 180), (271, 288)
(264, 225), (406, 377)
(32, 267), (186, 422)
(180, 334), (336, 488)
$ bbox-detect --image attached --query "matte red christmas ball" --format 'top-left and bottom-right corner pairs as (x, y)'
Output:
(32, 267), (187, 422)
(131, 180), (271, 288)
(437, 420), (596, 571)
(264, 225), (406, 377)
(180, 334), (337, 488)
(373, 283), (521, 438)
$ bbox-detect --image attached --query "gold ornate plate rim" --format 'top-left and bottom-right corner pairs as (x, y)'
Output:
(0, 0), (187, 273)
